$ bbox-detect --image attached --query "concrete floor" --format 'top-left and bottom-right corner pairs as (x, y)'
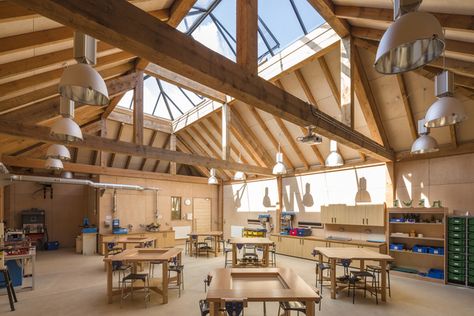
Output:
(1, 248), (473, 315)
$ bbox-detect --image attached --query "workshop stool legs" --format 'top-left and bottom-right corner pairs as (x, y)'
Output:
(1, 268), (17, 311)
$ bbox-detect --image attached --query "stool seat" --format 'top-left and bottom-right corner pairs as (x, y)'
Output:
(123, 273), (148, 282)
(279, 300), (306, 311)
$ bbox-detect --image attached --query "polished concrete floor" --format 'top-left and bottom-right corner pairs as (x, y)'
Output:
(1, 248), (473, 315)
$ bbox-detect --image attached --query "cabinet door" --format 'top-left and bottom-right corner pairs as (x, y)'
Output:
(346, 205), (363, 225)
(334, 204), (348, 225)
(302, 239), (327, 260)
(279, 237), (301, 257)
(320, 206), (332, 224)
(365, 204), (385, 226)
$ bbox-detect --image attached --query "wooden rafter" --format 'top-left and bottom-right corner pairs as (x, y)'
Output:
(13, 0), (393, 161)
(396, 74), (418, 141)
(169, 134), (177, 175)
(153, 134), (171, 173)
(335, 5), (474, 32)
(352, 46), (389, 148)
(0, 119), (273, 175)
(274, 117), (310, 170)
(167, 0), (196, 27)
(306, 0), (350, 37)
(318, 56), (341, 107)
(175, 138), (210, 177)
(244, 104), (294, 169)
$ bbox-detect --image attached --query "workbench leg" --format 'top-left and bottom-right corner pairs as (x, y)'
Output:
(232, 244), (237, 267)
(104, 248), (109, 271)
(210, 302), (220, 316)
(380, 260), (387, 302)
(214, 237), (218, 257)
(360, 259), (365, 271)
(318, 253), (323, 287)
(330, 259), (336, 299)
(32, 255), (36, 290)
(162, 262), (169, 304)
(305, 299), (315, 316)
(264, 245), (269, 267)
(106, 261), (113, 304)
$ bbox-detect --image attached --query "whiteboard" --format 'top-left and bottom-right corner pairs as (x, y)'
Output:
(172, 226), (191, 239)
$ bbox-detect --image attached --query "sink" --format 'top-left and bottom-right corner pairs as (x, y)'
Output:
(326, 236), (352, 241)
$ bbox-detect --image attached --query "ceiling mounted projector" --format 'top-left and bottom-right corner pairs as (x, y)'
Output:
(296, 127), (322, 145)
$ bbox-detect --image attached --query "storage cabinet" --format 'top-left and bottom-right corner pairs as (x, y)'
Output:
(447, 216), (474, 288)
(321, 204), (385, 227)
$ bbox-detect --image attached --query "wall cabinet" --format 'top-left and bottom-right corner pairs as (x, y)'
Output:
(321, 204), (385, 227)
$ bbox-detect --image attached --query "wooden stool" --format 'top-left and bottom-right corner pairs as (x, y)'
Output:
(0, 267), (17, 311)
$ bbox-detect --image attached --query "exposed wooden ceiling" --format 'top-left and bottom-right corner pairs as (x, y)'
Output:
(0, 0), (473, 182)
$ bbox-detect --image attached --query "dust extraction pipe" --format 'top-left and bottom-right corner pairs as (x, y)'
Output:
(2, 174), (159, 191)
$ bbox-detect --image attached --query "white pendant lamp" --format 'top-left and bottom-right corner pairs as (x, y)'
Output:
(45, 157), (64, 170)
(325, 140), (344, 167)
(233, 154), (246, 181)
(46, 144), (71, 161)
(411, 119), (439, 154)
(272, 145), (287, 175)
(50, 97), (83, 142)
(355, 177), (372, 204)
(58, 32), (109, 105)
(424, 71), (467, 128)
(208, 168), (219, 185)
(374, 0), (445, 74)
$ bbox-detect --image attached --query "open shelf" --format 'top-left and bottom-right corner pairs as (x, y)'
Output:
(389, 222), (443, 226)
(390, 235), (444, 241)
(390, 249), (444, 257)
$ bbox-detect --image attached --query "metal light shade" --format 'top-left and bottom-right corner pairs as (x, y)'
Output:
(208, 168), (218, 185)
(411, 134), (439, 154)
(59, 63), (109, 105)
(45, 157), (64, 170)
(355, 177), (371, 203)
(50, 117), (83, 142)
(46, 144), (71, 160)
(424, 96), (467, 128)
(234, 171), (246, 181)
(375, 11), (445, 74)
(325, 151), (344, 167)
(272, 152), (287, 175)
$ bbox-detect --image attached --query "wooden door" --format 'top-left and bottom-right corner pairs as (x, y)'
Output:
(193, 198), (212, 233)
(365, 204), (384, 226)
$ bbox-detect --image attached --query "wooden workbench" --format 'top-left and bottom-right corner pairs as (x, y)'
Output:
(206, 268), (320, 316)
(314, 247), (393, 302)
(187, 231), (223, 257)
(103, 247), (182, 304)
(229, 237), (273, 268)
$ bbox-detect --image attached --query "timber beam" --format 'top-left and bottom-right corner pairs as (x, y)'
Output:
(13, 0), (394, 162)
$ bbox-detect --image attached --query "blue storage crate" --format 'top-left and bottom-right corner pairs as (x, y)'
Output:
(389, 218), (404, 223)
(45, 241), (59, 250)
(0, 260), (22, 287)
(413, 245), (428, 253)
(81, 227), (98, 233)
(428, 247), (444, 255)
(296, 228), (312, 236)
(112, 228), (128, 234)
(427, 268), (444, 280)
(390, 243), (405, 251)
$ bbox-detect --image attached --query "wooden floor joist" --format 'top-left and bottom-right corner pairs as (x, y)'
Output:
(13, 0), (394, 162)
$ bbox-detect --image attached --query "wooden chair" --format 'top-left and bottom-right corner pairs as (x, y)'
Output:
(0, 267), (17, 311)
(224, 239), (232, 267)
(311, 249), (330, 294)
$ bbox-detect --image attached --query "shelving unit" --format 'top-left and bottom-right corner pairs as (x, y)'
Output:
(387, 207), (447, 283)
(446, 216), (474, 288)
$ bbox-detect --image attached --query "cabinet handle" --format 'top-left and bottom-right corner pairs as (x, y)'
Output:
(366, 218), (368, 225)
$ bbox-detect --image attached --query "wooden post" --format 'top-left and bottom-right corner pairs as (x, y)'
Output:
(218, 183), (224, 232)
(340, 36), (354, 128)
(221, 103), (231, 160)
(236, 0), (258, 75)
(385, 162), (395, 205)
(133, 71), (144, 145)
(169, 134), (177, 175)
(99, 119), (107, 167)
(276, 176), (283, 233)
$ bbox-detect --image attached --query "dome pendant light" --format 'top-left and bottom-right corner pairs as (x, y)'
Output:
(233, 154), (246, 181)
(45, 157), (64, 171)
(272, 144), (287, 175)
(355, 176), (371, 204)
(208, 168), (219, 185)
(425, 71), (467, 128)
(58, 32), (109, 105)
(325, 140), (344, 167)
(46, 144), (71, 161)
(411, 119), (439, 154)
(374, 0), (445, 74)
(50, 98), (83, 142)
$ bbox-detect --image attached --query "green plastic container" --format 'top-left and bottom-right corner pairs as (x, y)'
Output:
(449, 260), (465, 269)
(469, 254), (474, 262)
(469, 268), (474, 277)
(448, 272), (465, 282)
(449, 231), (466, 239)
(449, 245), (464, 253)
(449, 217), (466, 225)
(469, 275), (474, 285)
(469, 225), (474, 232)
(449, 224), (466, 232)
(449, 238), (466, 247)
(469, 246), (474, 254)
(450, 253), (465, 261)
(448, 267), (465, 275)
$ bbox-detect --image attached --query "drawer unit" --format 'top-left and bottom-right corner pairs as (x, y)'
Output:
(448, 224), (465, 232)
(449, 217), (466, 225)
(449, 253), (465, 261)
(448, 272), (465, 283)
(448, 259), (465, 269)
(449, 231), (466, 239)
(449, 245), (464, 253)
(447, 216), (472, 287)
(449, 238), (465, 247)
